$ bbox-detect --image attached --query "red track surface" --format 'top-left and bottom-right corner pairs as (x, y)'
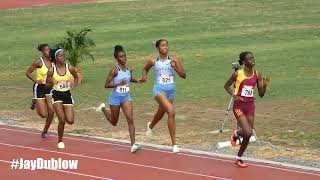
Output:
(0, 0), (94, 9)
(0, 125), (319, 180)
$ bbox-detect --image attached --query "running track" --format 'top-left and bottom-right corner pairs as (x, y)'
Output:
(0, 125), (319, 180)
(0, 0), (95, 9)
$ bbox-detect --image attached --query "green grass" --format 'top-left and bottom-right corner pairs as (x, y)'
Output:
(0, 0), (319, 149)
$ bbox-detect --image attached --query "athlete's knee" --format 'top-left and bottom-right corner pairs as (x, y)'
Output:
(126, 117), (134, 124)
(57, 115), (66, 124)
(111, 117), (119, 126)
(47, 109), (54, 117)
(38, 110), (47, 118)
(67, 121), (74, 125)
(167, 108), (175, 118)
(58, 119), (65, 126)
(39, 113), (47, 118)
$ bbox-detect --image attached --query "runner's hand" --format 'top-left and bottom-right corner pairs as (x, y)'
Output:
(119, 80), (127, 86)
(70, 83), (76, 92)
(170, 60), (176, 68)
(139, 76), (147, 83)
(233, 95), (244, 102)
(263, 76), (270, 87)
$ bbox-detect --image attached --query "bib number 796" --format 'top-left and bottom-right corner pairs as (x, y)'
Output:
(241, 85), (254, 97)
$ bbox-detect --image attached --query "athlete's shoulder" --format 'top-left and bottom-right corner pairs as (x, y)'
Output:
(126, 66), (131, 71)
(236, 68), (244, 74)
(33, 58), (42, 66)
(110, 66), (118, 77)
(66, 63), (73, 68)
(148, 57), (156, 64)
(47, 65), (54, 75)
(169, 55), (178, 61)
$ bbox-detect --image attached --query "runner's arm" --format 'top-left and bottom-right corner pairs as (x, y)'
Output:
(26, 59), (41, 84)
(130, 70), (139, 83)
(69, 65), (79, 89)
(171, 56), (186, 79)
(224, 71), (237, 97)
(257, 72), (270, 97)
(140, 58), (155, 82)
(105, 68), (125, 88)
(45, 67), (54, 88)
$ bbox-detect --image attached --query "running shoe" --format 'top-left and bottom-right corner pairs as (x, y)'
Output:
(145, 122), (153, 137)
(96, 103), (106, 112)
(230, 128), (238, 146)
(172, 145), (180, 153)
(57, 142), (65, 149)
(41, 131), (49, 138)
(235, 159), (248, 168)
(130, 143), (142, 153)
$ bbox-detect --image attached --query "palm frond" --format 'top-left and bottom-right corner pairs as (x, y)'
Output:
(56, 28), (95, 67)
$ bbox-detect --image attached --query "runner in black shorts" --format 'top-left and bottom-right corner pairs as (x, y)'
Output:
(26, 44), (54, 138)
(46, 48), (78, 149)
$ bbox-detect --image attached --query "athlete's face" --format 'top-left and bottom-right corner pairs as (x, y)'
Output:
(158, 41), (169, 55)
(56, 51), (65, 64)
(116, 51), (127, 65)
(42, 46), (50, 58)
(244, 53), (255, 67)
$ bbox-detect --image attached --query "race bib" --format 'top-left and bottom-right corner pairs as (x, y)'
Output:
(241, 85), (254, 97)
(57, 81), (69, 90)
(116, 85), (130, 94)
(159, 74), (174, 85)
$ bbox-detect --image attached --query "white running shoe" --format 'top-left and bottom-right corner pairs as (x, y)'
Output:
(130, 143), (142, 153)
(145, 122), (153, 137)
(172, 145), (180, 153)
(96, 103), (106, 112)
(57, 142), (65, 149)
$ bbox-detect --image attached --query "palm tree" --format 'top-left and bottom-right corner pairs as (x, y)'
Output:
(56, 28), (95, 84)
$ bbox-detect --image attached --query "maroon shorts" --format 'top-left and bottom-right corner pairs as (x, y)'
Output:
(233, 100), (255, 119)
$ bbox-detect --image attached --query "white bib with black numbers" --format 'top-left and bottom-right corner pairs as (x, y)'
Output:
(159, 74), (174, 85)
(241, 85), (254, 97)
(116, 85), (130, 94)
(57, 81), (70, 90)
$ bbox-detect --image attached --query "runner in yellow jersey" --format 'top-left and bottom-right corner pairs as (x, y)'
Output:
(46, 48), (78, 149)
(26, 44), (54, 138)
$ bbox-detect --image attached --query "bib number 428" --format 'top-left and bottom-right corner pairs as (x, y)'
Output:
(57, 81), (69, 90)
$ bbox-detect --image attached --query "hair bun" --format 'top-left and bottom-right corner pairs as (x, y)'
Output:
(37, 43), (49, 52)
(114, 45), (123, 52)
(238, 59), (243, 65)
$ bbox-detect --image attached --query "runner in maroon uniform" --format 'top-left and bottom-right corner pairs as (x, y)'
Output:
(224, 52), (270, 167)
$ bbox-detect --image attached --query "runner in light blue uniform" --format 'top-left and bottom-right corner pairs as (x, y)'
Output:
(153, 56), (176, 100)
(109, 65), (132, 106)
(96, 45), (141, 153)
(141, 39), (186, 153)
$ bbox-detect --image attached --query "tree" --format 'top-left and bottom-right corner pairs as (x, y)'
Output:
(56, 28), (95, 83)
